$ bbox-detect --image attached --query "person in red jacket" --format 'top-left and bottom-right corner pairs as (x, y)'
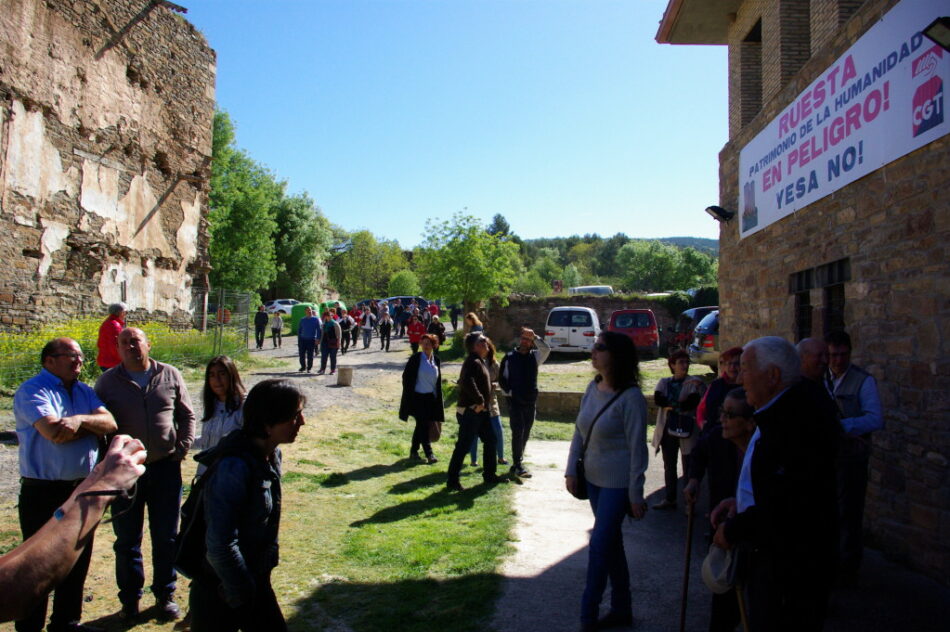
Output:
(96, 302), (127, 372)
(407, 314), (427, 354)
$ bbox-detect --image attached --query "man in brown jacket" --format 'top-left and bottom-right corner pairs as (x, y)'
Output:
(95, 327), (195, 622)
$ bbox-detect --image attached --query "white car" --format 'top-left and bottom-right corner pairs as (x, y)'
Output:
(543, 306), (602, 353)
(264, 299), (300, 315)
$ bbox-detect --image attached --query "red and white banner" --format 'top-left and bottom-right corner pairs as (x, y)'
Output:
(739, 0), (949, 238)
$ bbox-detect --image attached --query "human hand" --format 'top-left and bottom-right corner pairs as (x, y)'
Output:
(629, 501), (648, 520)
(713, 523), (733, 550)
(85, 435), (147, 493)
(684, 479), (699, 505)
(473, 404), (486, 413)
(565, 475), (578, 496)
(710, 497), (737, 528)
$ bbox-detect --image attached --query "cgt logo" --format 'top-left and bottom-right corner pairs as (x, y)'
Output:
(913, 76), (943, 137)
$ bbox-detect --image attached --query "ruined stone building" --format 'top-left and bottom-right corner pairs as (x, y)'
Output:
(0, 0), (215, 328)
(657, 0), (949, 582)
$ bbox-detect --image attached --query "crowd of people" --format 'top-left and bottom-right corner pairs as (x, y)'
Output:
(5, 298), (885, 632)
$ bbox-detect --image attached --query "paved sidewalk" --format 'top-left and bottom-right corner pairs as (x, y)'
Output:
(492, 440), (950, 632)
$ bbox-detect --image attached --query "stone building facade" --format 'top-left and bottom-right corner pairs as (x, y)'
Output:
(0, 0), (216, 328)
(658, 0), (949, 582)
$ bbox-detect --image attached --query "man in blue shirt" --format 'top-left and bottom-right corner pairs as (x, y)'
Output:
(14, 337), (116, 632)
(297, 306), (321, 373)
(825, 330), (883, 582)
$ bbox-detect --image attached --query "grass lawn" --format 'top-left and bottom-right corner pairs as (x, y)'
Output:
(0, 402), (515, 632)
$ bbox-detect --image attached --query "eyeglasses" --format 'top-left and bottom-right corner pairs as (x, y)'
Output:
(51, 353), (85, 361)
(720, 410), (748, 420)
(592, 342), (608, 351)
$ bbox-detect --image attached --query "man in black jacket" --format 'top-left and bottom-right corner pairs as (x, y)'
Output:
(713, 336), (839, 632)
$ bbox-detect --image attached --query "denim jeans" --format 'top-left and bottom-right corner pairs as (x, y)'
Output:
(469, 414), (504, 462)
(320, 343), (338, 372)
(111, 457), (182, 606)
(581, 482), (632, 624)
(362, 328), (373, 348)
(448, 409), (496, 483)
(298, 338), (316, 370)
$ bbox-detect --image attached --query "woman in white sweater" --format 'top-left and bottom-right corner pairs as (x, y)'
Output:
(565, 331), (648, 632)
(193, 355), (246, 473)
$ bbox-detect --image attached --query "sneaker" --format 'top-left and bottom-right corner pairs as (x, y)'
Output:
(158, 595), (182, 621)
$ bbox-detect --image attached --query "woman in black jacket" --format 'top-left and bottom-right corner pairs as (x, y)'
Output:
(399, 334), (444, 464)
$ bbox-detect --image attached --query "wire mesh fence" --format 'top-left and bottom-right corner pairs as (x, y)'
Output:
(0, 287), (253, 395)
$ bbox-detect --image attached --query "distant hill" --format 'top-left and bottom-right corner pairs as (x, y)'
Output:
(655, 237), (719, 256)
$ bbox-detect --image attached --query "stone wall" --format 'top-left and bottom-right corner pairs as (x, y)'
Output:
(482, 295), (679, 349)
(0, 0), (216, 328)
(718, 0), (950, 582)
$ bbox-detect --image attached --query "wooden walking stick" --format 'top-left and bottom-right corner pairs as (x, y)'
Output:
(679, 501), (696, 632)
(736, 580), (750, 632)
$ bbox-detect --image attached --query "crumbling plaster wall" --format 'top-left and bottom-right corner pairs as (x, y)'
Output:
(0, 0), (216, 328)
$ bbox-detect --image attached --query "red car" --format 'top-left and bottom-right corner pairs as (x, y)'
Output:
(607, 309), (660, 359)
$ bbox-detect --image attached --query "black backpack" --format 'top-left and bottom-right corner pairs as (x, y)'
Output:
(174, 452), (253, 580)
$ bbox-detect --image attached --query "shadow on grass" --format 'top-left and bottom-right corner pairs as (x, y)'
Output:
(351, 482), (498, 527)
(288, 572), (503, 632)
(318, 459), (417, 488)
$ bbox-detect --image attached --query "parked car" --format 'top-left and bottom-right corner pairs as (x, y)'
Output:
(606, 309), (660, 359)
(264, 298), (300, 315)
(667, 305), (718, 353)
(688, 310), (720, 371)
(568, 285), (614, 296)
(544, 306), (601, 354)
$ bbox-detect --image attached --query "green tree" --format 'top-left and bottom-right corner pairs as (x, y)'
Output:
(415, 213), (520, 311)
(677, 247), (718, 288)
(487, 213), (511, 237)
(327, 230), (407, 300)
(562, 263), (582, 289)
(513, 269), (550, 296)
(388, 269), (421, 296)
(271, 192), (332, 301)
(616, 240), (682, 292)
(208, 111), (282, 294)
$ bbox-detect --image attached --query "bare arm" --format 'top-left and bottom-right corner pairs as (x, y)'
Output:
(0, 435), (146, 622)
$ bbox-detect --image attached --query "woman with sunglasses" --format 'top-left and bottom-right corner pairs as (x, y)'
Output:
(565, 331), (648, 632)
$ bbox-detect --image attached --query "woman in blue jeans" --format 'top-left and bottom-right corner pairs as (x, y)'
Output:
(469, 338), (507, 466)
(565, 331), (648, 632)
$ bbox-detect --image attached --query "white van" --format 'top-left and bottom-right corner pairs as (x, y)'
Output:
(568, 285), (614, 296)
(544, 306), (601, 353)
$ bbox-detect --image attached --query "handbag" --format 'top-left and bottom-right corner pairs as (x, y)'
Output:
(428, 420), (442, 442)
(571, 388), (627, 500)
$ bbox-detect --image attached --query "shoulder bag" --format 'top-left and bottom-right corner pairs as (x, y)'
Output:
(571, 388), (627, 500)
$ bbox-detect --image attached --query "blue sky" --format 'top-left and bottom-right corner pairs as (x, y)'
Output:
(185, 0), (728, 248)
